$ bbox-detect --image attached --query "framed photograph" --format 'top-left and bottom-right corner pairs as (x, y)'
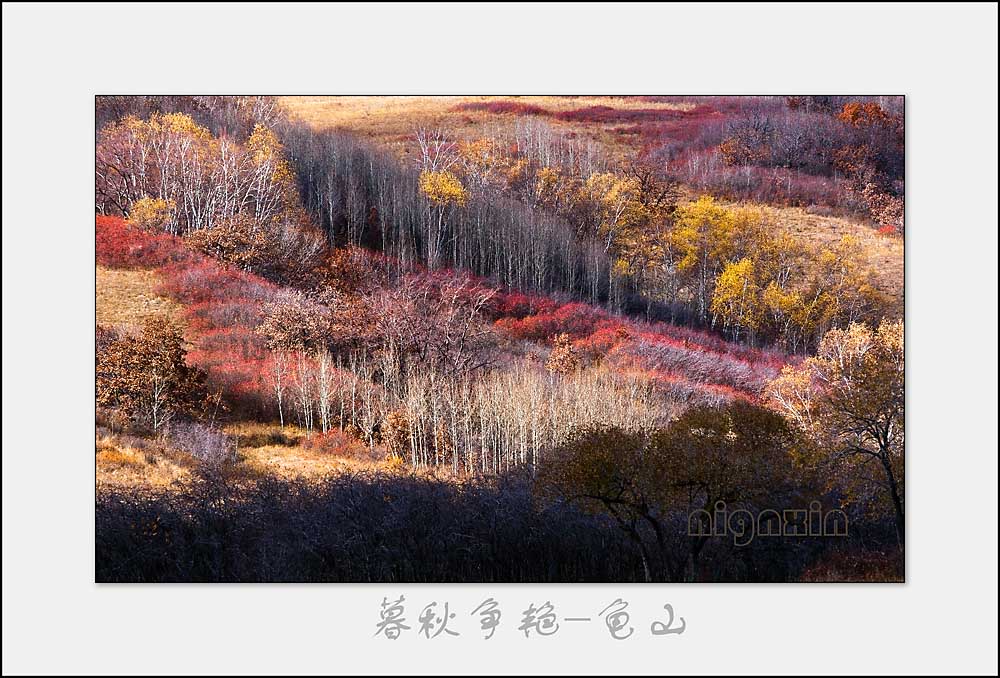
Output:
(3, 2), (997, 675)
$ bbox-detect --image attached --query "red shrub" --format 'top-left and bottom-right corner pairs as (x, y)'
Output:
(96, 215), (191, 268)
(665, 149), (846, 209)
(606, 329), (784, 399)
(572, 322), (630, 361)
(494, 302), (610, 343)
(651, 372), (753, 406)
(96, 216), (136, 266)
(184, 301), (266, 334)
(452, 101), (550, 116)
(302, 429), (370, 458)
(160, 259), (279, 305)
(140, 245), (286, 417)
(487, 290), (560, 320)
(554, 106), (701, 124)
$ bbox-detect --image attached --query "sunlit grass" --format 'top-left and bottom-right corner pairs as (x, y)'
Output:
(96, 265), (182, 330)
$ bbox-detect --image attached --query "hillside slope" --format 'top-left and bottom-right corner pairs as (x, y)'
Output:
(280, 95), (903, 306)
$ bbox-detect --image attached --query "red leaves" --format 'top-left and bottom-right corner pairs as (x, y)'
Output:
(96, 215), (192, 269)
(494, 302), (610, 343)
(571, 323), (630, 362)
(486, 290), (558, 320)
(100, 221), (285, 417)
(606, 333), (778, 398)
(665, 148), (845, 208)
(97, 214), (278, 415)
(166, 264), (278, 416)
(96, 216), (135, 267)
(159, 259), (279, 305)
(488, 286), (787, 402)
(98, 204), (794, 417)
(554, 105), (705, 124)
(452, 101), (549, 116)
(452, 100), (722, 128)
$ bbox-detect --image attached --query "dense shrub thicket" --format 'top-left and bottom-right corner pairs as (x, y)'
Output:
(96, 470), (900, 583)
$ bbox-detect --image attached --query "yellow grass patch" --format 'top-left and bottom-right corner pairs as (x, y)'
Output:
(278, 95), (691, 160)
(96, 433), (193, 489)
(96, 421), (412, 491)
(238, 443), (363, 480)
(771, 206), (904, 306)
(96, 265), (182, 330)
(229, 422), (394, 481)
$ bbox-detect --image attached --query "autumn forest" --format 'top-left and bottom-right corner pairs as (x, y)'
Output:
(94, 95), (904, 582)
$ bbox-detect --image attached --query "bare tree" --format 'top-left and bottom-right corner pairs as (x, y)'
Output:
(415, 127), (459, 172)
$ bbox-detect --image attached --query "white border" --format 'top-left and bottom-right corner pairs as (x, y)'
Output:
(3, 2), (998, 675)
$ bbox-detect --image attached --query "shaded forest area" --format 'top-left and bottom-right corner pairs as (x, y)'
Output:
(97, 468), (898, 583)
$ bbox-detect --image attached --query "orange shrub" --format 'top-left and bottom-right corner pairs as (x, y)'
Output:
(302, 429), (370, 459)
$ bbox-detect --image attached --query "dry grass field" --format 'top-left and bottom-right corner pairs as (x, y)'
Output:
(229, 422), (411, 481)
(279, 95), (694, 159)
(279, 95), (903, 304)
(776, 206), (904, 305)
(96, 266), (183, 330)
(98, 422), (408, 490)
(96, 431), (194, 489)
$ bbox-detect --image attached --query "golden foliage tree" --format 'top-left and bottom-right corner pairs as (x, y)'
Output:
(711, 257), (762, 342)
(127, 196), (176, 231)
(670, 196), (737, 323)
(96, 113), (298, 235)
(768, 320), (904, 542)
(418, 169), (468, 269)
(418, 170), (468, 208)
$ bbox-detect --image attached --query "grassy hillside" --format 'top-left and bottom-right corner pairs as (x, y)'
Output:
(279, 95), (695, 158)
(96, 266), (182, 329)
(279, 95), (904, 305)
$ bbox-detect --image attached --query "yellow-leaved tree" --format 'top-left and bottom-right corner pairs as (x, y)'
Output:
(245, 124), (299, 224)
(127, 196), (176, 232)
(583, 171), (674, 303)
(711, 257), (762, 342)
(670, 196), (736, 323)
(768, 319), (904, 543)
(419, 169), (468, 269)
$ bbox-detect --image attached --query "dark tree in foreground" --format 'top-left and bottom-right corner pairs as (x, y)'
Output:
(537, 402), (807, 581)
(96, 462), (883, 583)
(769, 320), (904, 544)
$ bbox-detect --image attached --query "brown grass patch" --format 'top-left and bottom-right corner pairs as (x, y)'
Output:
(96, 432), (193, 489)
(225, 421), (306, 449)
(233, 423), (391, 481)
(96, 265), (183, 330)
(770, 205), (904, 307)
(96, 421), (411, 491)
(278, 95), (692, 160)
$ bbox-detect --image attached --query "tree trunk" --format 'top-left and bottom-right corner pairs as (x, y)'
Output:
(881, 454), (905, 545)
